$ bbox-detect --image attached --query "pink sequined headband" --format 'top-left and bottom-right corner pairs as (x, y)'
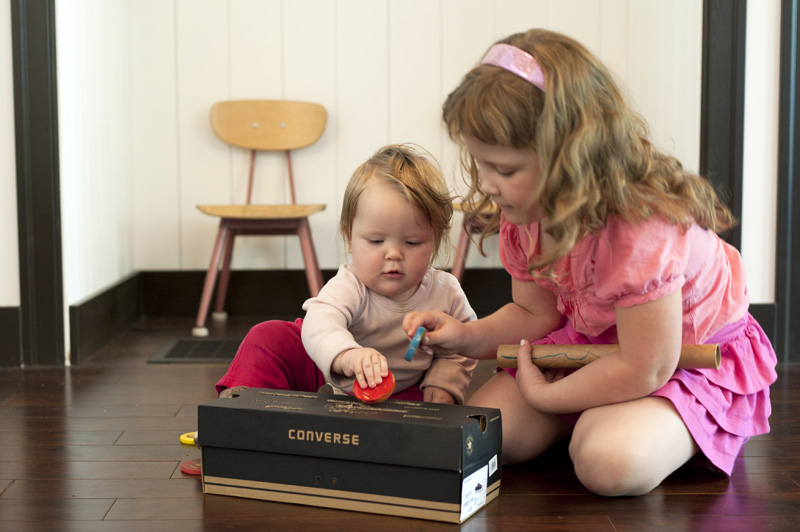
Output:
(481, 43), (545, 91)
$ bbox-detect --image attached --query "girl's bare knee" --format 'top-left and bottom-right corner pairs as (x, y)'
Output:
(569, 434), (655, 497)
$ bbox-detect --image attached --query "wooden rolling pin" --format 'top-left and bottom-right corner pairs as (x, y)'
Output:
(497, 344), (720, 369)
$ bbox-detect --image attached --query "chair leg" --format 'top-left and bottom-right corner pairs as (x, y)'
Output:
(193, 221), (230, 337)
(297, 218), (324, 297)
(451, 225), (472, 283)
(213, 230), (236, 321)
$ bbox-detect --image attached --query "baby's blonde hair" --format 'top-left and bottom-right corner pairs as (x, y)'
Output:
(340, 144), (453, 265)
(443, 28), (735, 272)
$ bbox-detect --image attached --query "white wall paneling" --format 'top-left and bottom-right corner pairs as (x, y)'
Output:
(175, 0), (234, 270)
(281, 0), (338, 270)
(56, 0), (136, 356)
(0, 0), (775, 324)
(335, 0), (390, 265)
(742, 0), (781, 302)
(131, 0), (181, 271)
(0, 0), (19, 307)
(440, 0), (499, 270)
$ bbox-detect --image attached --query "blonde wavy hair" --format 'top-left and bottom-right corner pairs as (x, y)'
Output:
(443, 28), (735, 273)
(340, 144), (454, 265)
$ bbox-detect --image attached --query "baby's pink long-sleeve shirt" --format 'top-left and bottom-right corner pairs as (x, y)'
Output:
(301, 265), (478, 403)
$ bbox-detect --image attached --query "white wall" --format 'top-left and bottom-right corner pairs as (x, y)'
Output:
(742, 1), (781, 302)
(56, 0), (135, 356)
(0, 0), (19, 307)
(128, 0), (706, 275)
(0, 0), (781, 322)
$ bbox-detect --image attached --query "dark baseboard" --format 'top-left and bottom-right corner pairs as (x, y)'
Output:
(0, 307), (21, 366)
(139, 270), (337, 318)
(69, 273), (142, 365)
(457, 269), (513, 318)
(65, 270), (784, 364)
(138, 268), (512, 320)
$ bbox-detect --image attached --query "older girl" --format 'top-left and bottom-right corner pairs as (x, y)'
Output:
(405, 29), (777, 495)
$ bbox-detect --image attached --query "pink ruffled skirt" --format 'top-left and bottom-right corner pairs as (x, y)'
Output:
(515, 314), (778, 475)
(652, 314), (777, 474)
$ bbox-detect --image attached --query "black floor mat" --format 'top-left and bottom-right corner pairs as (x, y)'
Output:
(147, 338), (241, 364)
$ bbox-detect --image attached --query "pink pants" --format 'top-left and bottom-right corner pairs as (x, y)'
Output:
(215, 318), (424, 401)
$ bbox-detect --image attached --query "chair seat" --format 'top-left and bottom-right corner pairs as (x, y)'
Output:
(453, 201), (498, 217)
(197, 204), (326, 219)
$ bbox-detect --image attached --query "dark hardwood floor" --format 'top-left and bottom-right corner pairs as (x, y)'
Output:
(1, 315), (798, 531)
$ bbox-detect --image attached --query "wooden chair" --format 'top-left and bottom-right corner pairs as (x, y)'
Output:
(192, 100), (327, 337)
(450, 201), (500, 282)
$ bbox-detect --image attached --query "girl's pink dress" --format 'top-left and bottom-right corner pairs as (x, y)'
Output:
(500, 216), (778, 475)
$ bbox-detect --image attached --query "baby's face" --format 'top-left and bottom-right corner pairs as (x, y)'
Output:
(348, 180), (434, 302)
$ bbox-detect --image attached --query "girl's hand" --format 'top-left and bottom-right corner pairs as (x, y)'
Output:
(333, 348), (389, 390)
(403, 311), (468, 357)
(514, 339), (551, 410)
(422, 386), (456, 404)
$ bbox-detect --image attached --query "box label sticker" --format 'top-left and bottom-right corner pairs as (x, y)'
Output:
(460, 464), (488, 521)
(489, 454), (498, 476)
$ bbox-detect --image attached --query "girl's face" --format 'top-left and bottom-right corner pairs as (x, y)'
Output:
(348, 178), (434, 302)
(464, 137), (544, 225)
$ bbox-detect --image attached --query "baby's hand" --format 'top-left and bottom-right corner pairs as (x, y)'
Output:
(423, 386), (456, 404)
(334, 348), (389, 390)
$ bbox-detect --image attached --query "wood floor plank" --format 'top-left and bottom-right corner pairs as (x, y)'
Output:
(660, 472), (800, 494)
(495, 461), (800, 496)
(115, 430), (194, 446)
(0, 461), (180, 480)
(0, 394), (194, 409)
(0, 318), (797, 531)
(0, 387), (217, 407)
(0, 431), (121, 446)
(0, 517), (622, 532)
(0, 405), (184, 418)
(610, 515), (795, 532)
(176, 405), (202, 417)
(482, 492), (800, 518)
(0, 444), (200, 462)
(105, 496), (403, 522)
(728, 455), (800, 475)
(743, 436), (800, 456)
(0, 416), (198, 432)
(784, 471), (800, 489)
(1, 478), (202, 499)
(103, 497), (207, 521)
(0, 522), (208, 532)
(0, 498), (114, 521)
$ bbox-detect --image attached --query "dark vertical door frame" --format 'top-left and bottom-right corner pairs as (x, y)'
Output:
(11, 0), (64, 366)
(777, 0), (799, 362)
(700, 0), (747, 250)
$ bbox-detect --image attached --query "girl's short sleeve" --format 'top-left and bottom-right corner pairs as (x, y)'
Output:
(592, 217), (688, 308)
(499, 219), (538, 281)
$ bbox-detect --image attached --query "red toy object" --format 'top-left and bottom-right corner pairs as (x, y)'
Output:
(352, 371), (396, 404)
(180, 458), (202, 476)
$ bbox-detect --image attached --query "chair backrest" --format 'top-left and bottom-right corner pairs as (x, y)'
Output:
(210, 100), (327, 151)
(210, 100), (327, 205)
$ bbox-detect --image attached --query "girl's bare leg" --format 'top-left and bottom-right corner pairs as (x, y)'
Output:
(468, 370), (572, 463)
(569, 396), (699, 496)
